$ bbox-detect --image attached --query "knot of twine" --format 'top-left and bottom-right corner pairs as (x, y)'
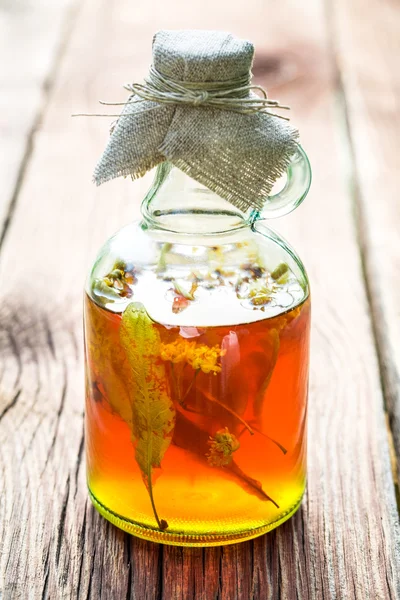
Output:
(123, 66), (291, 119)
(76, 65), (291, 121)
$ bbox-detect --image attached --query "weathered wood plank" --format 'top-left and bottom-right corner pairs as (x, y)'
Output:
(0, 0), (399, 598)
(0, 0), (78, 243)
(330, 0), (400, 487)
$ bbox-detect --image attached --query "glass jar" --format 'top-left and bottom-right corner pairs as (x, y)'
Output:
(84, 147), (311, 546)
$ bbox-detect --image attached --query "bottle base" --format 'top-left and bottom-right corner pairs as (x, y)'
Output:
(88, 487), (304, 547)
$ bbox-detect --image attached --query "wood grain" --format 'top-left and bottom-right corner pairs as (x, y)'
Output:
(0, 0), (79, 244)
(0, 0), (400, 598)
(330, 0), (400, 488)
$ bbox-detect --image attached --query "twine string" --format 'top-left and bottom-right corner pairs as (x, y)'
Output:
(73, 65), (291, 120)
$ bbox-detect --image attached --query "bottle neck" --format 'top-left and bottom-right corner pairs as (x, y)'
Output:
(141, 163), (255, 236)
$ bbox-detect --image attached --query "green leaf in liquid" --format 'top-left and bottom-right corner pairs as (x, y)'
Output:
(120, 302), (175, 530)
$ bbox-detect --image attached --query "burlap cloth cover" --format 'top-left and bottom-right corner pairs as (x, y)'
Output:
(94, 30), (299, 212)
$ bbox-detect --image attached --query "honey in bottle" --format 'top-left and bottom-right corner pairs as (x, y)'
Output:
(84, 30), (312, 545)
(84, 157), (311, 546)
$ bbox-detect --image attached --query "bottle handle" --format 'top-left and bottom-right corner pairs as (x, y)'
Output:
(256, 145), (311, 220)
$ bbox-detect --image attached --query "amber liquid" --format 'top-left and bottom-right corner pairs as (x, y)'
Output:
(84, 294), (310, 546)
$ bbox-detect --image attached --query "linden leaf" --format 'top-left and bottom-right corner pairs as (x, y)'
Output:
(85, 299), (132, 425)
(120, 302), (175, 530)
(173, 405), (278, 506)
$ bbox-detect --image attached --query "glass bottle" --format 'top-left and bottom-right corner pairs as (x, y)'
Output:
(84, 147), (311, 546)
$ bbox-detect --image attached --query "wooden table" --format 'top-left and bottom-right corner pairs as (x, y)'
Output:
(1, 0), (400, 598)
